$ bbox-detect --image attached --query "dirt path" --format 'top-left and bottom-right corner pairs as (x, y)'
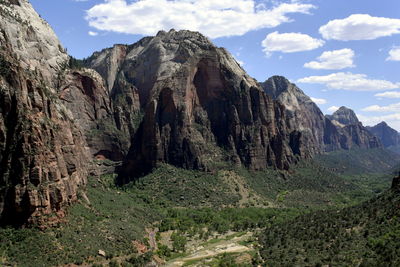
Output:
(164, 232), (253, 267)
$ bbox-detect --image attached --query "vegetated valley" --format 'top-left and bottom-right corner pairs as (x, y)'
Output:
(1, 1), (400, 266)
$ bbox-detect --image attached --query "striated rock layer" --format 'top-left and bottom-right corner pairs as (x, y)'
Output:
(0, 0), (90, 226)
(88, 30), (304, 183)
(262, 77), (382, 153)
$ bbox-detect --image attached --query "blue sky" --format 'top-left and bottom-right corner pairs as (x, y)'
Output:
(30, 0), (400, 130)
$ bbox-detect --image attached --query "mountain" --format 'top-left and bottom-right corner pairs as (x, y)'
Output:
(261, 76), (326, 156)
(326, 106), (360, 126)
(367, 121), (400, 148)
(262, 77), (382, 152)
(326, 106), (382, 150)
(0, 0), (90, 226)
(0, 0), (386, 227)
(89, 30), (306, 183)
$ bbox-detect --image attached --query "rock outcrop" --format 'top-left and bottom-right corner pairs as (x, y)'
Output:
(59, 68), (129, 160)
(262, 76), (326, 156)
(326, 107), (381, 150)
(366, 121), (400, 148)
(109, 30), (301, 183)
(0, 0), (89, 226)
(262, 77), (381, 153)
(326, 106), (360, 126)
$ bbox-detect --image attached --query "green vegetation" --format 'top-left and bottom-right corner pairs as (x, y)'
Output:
(259, 188), (400, 266)
(1, 148), (399, 266)
(0, 173), (161, 266)
(158, 207), (300, 235)
(68, 56), (85, 70)
(315, 148), (400, 175)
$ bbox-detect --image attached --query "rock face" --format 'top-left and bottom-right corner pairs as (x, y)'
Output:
(59, 68), (129, 160)
(366, 121), (400, 148)
(326, 107), (381, 150)
(0, 0), (89, 226)
(262, 76), (326, 156)
(109, 30), (301, 183)
(326, 106), (359, 126)
(262, 77), (382, 152)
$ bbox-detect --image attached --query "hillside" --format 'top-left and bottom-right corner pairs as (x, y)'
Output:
(259, 177), (400, 266)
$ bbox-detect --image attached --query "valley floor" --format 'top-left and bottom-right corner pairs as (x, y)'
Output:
(1, 148), (399, 267)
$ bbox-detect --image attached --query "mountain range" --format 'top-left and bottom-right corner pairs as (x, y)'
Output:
(0, 0), (396, 227)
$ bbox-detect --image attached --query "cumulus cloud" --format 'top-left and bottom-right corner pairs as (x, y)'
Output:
(387, 47), (400, 61)
(362, 102), (400, 113)
(88, 31), (98, 36)
(310, 97), (327, 105)
(327, 106), (340, 113)
(85, 0), (315, 38)
(262, 31), (324, 55)
(358, 113), (400, 131)
(304, 48), (355, 70)
(319, 14), (400, 41)
(298, 72), (400, 91)
(375, 91), (400, 99)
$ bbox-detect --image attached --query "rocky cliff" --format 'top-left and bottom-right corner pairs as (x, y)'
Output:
(262, 76), (326, 156)
(262, 77), (381, 152)
(366, 121), (400, 148)
(326, 106), (360, 126)
(0, 0), (90, 226)
(326, 107), (381, 150)
(98, 30), (303, 183)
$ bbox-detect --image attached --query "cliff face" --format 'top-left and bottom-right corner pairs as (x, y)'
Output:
(262, 76), (326, 156)
(326, 107), (382, 150)
(98, 30), (302, 183)
(0, 0), (89, 226)
(262, 77), (382, 152)
(366, 121), (400, 148)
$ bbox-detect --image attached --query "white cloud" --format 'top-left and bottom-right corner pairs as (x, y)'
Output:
(85, 0), (315, 38)
(261, 31), (324, 55)
(358, 113), (400, 131)
(304, 48), (355, 70)
(375, 91), (400, 99)
(298, 72), (400, 91)
(88, 31), (98, 36)
(327, 106), (340, 113)
(362, 102), (400, 113)
(387, 47), (400, 61)
(319, 14), (400, 41)
(310, 97), (327, 105)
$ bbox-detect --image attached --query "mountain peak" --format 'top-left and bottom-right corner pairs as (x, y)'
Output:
(327, 106), (360, 126)
(262, 75), (304, 99)
(367, 121), (400, 148)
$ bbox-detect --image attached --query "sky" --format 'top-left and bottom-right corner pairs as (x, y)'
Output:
(30, 0), (400, 130)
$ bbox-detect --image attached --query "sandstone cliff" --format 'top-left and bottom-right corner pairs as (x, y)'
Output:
(0, 0), (90, 226)
(262, 76), (326, 156)
(103, 30), (302, 183)
(326, 106), (381, 150)
(262, 77), (382, 152)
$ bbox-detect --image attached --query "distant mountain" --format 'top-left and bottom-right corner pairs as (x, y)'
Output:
(367, 121), (400, 148)
(326, 106), (360, 126)
(262, 77), (382, 152)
